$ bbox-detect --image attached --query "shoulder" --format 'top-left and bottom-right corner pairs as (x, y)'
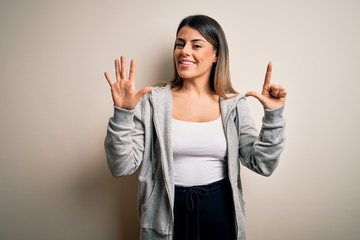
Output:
(220, 93), (247, 106)
(151, 84), (171, 94)
(148, 84), (172, 102)
(137, 84), (170, 104)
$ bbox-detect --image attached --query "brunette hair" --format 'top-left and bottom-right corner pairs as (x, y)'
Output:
(169, 14), (238, 98)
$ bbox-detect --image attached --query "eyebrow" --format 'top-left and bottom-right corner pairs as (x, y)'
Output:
(176, 38), (206, 43)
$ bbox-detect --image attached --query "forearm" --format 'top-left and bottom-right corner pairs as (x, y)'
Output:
(104, 106), (145, 177)
(240, 105), (286, 176)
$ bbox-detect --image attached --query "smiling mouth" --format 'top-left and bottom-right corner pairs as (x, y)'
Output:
(179, 61), (195, 66)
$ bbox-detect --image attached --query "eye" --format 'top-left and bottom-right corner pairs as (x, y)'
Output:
(175, 43), (184, 48)
(193, 45), (202, 49)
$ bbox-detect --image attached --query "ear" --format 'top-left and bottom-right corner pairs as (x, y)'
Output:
(213, 51), (218, 63)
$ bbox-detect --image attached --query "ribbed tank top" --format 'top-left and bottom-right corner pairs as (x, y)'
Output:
(172, 116), (228, 186)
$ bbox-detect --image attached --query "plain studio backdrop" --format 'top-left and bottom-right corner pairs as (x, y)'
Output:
(0, 0), (359, 239)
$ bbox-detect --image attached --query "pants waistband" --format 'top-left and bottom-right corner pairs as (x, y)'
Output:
(175, 177), (229, 196)
(174, 178), (230, 240)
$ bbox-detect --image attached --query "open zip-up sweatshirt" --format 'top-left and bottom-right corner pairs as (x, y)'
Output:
(105, 85), (286, 240)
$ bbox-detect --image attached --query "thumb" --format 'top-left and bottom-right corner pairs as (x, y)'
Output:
(245, 91), (266, 104)
(135, 86), (153, 101)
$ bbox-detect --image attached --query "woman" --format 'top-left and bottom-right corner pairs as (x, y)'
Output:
(104, 15), (286, 240)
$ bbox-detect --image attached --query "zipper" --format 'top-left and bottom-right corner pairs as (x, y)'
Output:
(222, 96), (242, 238)
(149, 92), (175, 230)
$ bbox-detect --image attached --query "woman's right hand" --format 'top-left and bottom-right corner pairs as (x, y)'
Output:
(104, 56), (153, 110)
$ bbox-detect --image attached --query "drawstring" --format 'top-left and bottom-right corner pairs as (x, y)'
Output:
(183, 186), (208, 240)
(175, 179), (228, 240)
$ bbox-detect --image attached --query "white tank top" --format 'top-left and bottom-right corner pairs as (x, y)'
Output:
(172, 116), (228, 186)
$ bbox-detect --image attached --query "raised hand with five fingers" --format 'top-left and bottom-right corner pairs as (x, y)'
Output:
(104, 56), (153, 110)
(245, 62), (287, 110)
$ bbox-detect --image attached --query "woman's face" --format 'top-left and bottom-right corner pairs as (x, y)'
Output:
(174, 25), (217, 82)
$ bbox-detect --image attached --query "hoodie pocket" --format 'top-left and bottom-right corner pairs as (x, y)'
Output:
(140, 179), (171, 234)
(141, 179), (160, 212)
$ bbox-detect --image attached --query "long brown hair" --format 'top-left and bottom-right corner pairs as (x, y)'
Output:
(168, 15), (238, 98)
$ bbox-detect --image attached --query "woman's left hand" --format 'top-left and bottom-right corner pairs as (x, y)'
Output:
(245, 62), (287, 110)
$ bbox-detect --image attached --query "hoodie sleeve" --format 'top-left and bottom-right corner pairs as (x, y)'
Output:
(104, 102), (145, 177)
(237, 98), (286, 176)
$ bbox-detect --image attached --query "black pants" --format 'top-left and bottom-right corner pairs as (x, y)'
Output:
(174, 178), (236, 240)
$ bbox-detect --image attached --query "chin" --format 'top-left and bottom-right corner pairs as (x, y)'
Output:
(178, 74), (193, 80)
(177, 70), (194, 79)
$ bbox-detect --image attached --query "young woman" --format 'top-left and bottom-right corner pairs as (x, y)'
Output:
(104, 15), (286, 240)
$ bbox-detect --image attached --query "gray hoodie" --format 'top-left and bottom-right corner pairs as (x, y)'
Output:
(105, 85), (286, 240)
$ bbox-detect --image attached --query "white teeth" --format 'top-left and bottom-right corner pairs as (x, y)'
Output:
(180, 61), (194, 65)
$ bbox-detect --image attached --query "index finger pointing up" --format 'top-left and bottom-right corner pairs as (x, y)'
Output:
(263, 62), (272, 90)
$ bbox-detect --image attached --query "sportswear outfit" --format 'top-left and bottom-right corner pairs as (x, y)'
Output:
(104, 85), (286, 240)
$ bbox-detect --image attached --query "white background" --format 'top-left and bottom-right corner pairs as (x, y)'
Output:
(1, 0), (359, 239)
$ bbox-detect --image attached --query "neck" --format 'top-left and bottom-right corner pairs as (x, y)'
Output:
(179, 77), (214, 96)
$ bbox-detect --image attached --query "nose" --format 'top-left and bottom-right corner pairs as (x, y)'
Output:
(181, 43), (191, 56)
